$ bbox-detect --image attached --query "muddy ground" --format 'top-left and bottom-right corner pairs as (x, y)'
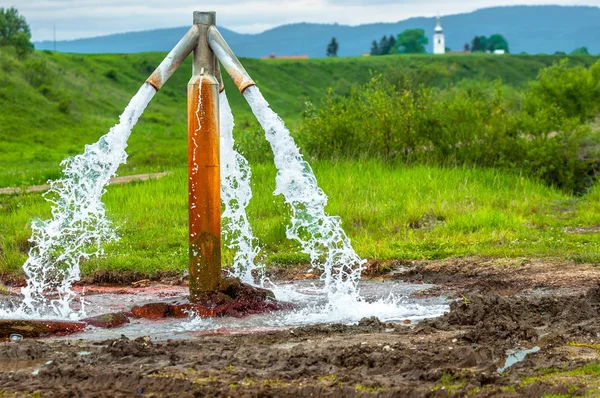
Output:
(1, 257), (600, 397)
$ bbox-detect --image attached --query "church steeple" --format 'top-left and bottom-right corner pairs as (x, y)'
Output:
(435, 15), (443, 33)
(433, 14), (445, 54)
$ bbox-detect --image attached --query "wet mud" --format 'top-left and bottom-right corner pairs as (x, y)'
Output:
(1, 258), (600, 397)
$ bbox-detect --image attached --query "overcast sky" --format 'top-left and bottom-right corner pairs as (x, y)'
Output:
(3, 0), (599, 41)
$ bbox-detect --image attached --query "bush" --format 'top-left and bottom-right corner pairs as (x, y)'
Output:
(105, 69), (118, 81)
(527, 59), (600, 122)
(23, 58), (52, 88)
(299, 64), (600, 192)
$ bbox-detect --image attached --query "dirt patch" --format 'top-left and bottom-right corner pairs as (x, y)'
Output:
(1, 259), (600, 396)
(384, 257), (600, 297)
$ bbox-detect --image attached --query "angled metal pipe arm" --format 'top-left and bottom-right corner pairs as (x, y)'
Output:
(207, 26), (256, 94)
(145, 25), (200, 91)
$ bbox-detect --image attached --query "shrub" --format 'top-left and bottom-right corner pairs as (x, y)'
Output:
(23, 58), (52, 88)
(105, 69), (118, 82)
(527, 59), (600, 122)
(299, 64), (599, 192)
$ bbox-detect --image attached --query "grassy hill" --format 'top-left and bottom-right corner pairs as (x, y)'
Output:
(34, 6), (600, 57)
(1, 48), (598, 187)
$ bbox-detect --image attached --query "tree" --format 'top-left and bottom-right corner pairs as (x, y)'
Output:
(370, 40), (379, 56)
(472, 36), (483, 52)
(0, 7), (33, 57)
(464, 43), (471, 52)
(396, 29), (428, 54)
(385, 35), (396, 54)
(471, 34), (509, 53)
(487, 34), (509, 53)
(571, 47), (590, 55)
(377, 35), (388, 55)
(326, 37), (339, 57)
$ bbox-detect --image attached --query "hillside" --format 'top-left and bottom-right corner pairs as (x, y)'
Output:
(0, 49), (598, 188)
(34, 6), (600, 57)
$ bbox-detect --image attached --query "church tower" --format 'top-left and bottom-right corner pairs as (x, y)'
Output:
(433, 16), (445, 54)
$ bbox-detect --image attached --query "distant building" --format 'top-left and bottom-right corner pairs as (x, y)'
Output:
(433, 16), (445, 55)
(493, 49), (506, 55)
(261, 52), (309, 60)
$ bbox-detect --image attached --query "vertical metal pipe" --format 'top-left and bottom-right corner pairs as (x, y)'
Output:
(188, 11), (221, 300)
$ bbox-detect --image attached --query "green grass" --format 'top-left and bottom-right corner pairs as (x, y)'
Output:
(3, 160), (600, 275)
(1, 48), (598, 187)
(3, 49), (600, 274)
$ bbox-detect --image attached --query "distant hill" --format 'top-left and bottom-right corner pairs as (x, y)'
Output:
(35, 5), (600, 57)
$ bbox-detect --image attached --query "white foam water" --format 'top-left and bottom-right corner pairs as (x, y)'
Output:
(2, 83), (156, 320)
(176, 280), (449, 336)
(219, 91), (261, 283)
(243, 86), (365, 297)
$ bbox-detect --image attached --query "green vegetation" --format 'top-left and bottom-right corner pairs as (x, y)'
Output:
(2, 48), (600, 274)
(571, 47), (590, 55)
(472, 34), (510, 53)
(370, 35), (396, 56)
(521, 362), (600, 392)
(0, 7), (33, 58)
(326, 37), (339, 57)
(301, 60), (600, 193)
(396, 29), (428, 54)
(2, 49), (596, 187)
(4, 161), (600, 273)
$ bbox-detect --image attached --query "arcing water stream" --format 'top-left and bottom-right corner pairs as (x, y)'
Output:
(243, 86), (365, 297)
(4, 83), (156, 320)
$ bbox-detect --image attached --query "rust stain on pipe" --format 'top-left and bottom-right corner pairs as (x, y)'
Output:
(188, 74), (221, 299)
(207, 26), (256, 94)
(146, 25), (200, 91)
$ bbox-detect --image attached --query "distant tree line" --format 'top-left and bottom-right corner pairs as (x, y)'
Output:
(369, 29), (511, 55)
(371, 35), (396, 55)
(471, 34), (509, 53)
(371, 29), (428, 55)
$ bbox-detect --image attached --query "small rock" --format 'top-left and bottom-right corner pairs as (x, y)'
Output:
(83, 312), (130, 328)
(132, 279), (151, 288)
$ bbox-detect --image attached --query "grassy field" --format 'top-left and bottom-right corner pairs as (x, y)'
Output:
(3, 160), (600, 275)
(2, 49), (600, 275)
(1, 48), (598, 187)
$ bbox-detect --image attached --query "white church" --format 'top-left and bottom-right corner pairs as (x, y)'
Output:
(433, 16), (445, 55)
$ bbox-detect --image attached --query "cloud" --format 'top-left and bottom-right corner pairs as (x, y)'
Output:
(1, 0), (598, 41)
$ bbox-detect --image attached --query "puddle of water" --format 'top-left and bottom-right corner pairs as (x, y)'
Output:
(42, 280), (447, 341)
(497, 346), (540, 373)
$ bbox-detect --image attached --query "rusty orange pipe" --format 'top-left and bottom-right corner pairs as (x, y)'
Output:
(188, 11), (221, 300)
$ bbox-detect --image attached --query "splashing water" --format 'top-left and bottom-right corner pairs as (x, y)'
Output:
(219, 91), (261, 283)
(8, 83), (156, 319)
(243, 86), (365, 297)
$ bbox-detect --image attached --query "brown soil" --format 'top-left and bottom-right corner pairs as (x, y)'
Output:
(1, 258), (600, 397)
